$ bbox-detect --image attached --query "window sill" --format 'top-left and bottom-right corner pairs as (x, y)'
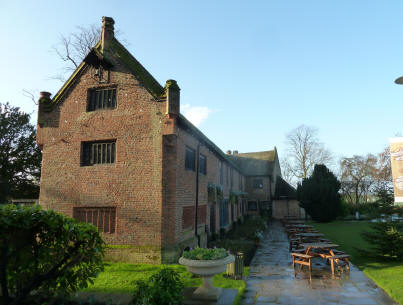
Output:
(80, 163), (116, 167)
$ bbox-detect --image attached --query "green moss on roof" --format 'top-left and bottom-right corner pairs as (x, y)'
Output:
(227, 149), (277, 176)
(229, 155), (273, 176)
(165, 79), (180, 90)
(50, 38), (165, 107)
(110, 38), (164, 98)
(237, 150), (276, 161)
(51, 41), (103, 106)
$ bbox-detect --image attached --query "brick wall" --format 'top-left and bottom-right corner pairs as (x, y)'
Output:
(37, 27), (250, 264)
(174, 128), (246, 247)
(37, 56), (166, 255)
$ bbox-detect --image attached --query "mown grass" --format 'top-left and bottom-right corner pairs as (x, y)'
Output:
(310, 221), (403, 305)
(83, 262), (249, 304)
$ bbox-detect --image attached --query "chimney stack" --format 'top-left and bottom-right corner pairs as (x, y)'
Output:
(233, 150), (238, 155)
(101, 16), (115, 52)
(39, 91), (51, 101)
(165, 79), (180, 117)
(38, 91), (52, 112)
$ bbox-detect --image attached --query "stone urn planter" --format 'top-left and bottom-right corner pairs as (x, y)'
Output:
(179, 254), (235, 301)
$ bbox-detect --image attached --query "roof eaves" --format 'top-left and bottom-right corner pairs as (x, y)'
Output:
(51, 62), (87, 105)
(51, 41), (103, 105)
(178, 114), (242, 172)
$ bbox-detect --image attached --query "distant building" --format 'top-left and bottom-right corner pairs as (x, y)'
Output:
(36, 17), (298, 263)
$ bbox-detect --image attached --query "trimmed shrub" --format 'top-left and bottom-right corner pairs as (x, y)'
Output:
(0, 204), (105, 305)
(131, 268), (184, 305)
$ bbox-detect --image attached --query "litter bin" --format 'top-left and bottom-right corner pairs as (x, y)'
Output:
(226, 252), (244, 279)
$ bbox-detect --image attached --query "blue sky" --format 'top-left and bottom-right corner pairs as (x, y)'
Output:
(1, 1), (402, 164)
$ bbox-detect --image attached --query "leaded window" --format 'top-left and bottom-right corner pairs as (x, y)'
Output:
(82, 140), (116, 166)
(185, 147), (196, 171)
(88, 88), (117, 111)
(73, 207), (116, 233)
(199, 154), (207, 175)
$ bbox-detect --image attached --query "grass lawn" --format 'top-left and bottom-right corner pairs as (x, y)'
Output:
(310, 221), (403, 305)
(83, 262), (250, 304)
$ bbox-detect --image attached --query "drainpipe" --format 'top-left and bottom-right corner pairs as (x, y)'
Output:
(194, 143), (201, 247)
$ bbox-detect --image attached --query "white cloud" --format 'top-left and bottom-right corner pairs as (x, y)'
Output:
(181, 104), (212, 127)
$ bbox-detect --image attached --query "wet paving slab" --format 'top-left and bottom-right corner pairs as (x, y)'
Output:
(242, 221), (398, 305)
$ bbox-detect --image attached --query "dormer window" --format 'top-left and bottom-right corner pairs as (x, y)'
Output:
(87, 87), (117, 111)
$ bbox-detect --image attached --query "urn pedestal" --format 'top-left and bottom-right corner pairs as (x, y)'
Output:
(179, 255), (235, 301)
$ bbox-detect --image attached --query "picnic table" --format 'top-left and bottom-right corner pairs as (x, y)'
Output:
(300, 242), (349, 275)
(293, 224), (313, 228)
(296, 233), (324, 242)
(286, 220), (306, 224)
(292, 224), (315, 233)
(301, 242), (339, 257)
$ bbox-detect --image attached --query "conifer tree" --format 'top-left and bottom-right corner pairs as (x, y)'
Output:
(297, 164), (341, 222)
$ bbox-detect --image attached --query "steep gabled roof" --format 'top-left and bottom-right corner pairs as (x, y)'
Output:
(46, 17), (279, 179)
(227, 148), (277, 176)
(236, 150), (276, 161)
(274, 176), (297, 199)
(109, 39), (165, 98)
(178, 114), (242, 172)
(51, 37), (165, 106)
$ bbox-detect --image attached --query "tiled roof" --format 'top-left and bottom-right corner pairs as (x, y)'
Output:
(47, 32), (275, 177)
(227, 149), (276, 176)
(236, 150), (276, 161)
(52, 38), (165, 105)
(177, 115), (242, 172)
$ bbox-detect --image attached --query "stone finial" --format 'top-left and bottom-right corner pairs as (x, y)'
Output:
(165, 79), (180, 117)
(226, 150), (232, 155)
(101, 16), (115, 52)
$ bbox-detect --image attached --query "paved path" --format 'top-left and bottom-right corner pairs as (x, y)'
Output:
(242, 221), (397, 305)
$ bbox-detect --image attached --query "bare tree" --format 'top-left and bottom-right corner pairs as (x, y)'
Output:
(375, 146), (392, 183)
(339, 154), (377, 206)
(280, 158), (297, 187)
(52, 24), (101, 82)
(24, 23), (126, 102)
(282, 125), (332, 186)
(372, 145), (394, 203)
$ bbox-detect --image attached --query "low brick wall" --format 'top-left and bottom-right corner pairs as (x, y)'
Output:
(104, 245), (162, 264)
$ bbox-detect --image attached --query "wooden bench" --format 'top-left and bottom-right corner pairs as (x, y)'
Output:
(326, 254), (350, 275)
(291, 253), (313, 273)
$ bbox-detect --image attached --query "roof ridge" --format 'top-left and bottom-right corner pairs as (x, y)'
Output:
(50, 37), (166, 106)
(238, 149), (275, 154)
(178, 114), (242, 172)
(110, 38), (165, 98)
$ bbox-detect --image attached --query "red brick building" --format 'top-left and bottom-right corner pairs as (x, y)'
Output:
(37, 17), (294, 263)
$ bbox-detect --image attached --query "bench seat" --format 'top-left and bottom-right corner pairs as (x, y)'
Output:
(291, 253), (313, 273)
(326, 254), (350, 274)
